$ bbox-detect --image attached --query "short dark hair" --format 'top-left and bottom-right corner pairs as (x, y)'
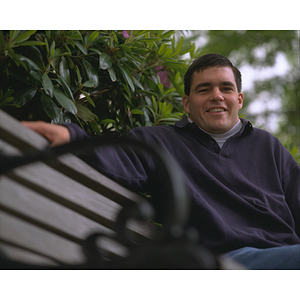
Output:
(184, 53), (242, 95)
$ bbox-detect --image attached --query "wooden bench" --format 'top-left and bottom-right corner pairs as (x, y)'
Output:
(0, 109), (244, 269)
(0, 109), (156, 268)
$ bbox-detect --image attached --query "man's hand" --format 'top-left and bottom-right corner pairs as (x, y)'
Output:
(21, 121), (71, 147)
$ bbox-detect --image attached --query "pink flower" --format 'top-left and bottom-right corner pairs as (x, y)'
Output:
(154, 66), (171, 88)
(121, 31), (133, 38)
(121, 31), (129, 38)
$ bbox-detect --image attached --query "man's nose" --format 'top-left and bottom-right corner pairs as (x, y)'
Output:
(209, 88), (224, 101)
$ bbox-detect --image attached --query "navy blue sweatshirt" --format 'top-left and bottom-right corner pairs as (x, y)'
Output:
(65, 116), (300, 253)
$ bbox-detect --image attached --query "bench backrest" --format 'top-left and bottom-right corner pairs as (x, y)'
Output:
(0, 110), (154, 267)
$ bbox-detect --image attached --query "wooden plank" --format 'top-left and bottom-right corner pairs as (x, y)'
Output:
(0, 242), (60, 266)
(0, 110), (49, 151)
(0, 176), (116, 243)
(0, 211), (84, 264)
(5, 162), (126, 229)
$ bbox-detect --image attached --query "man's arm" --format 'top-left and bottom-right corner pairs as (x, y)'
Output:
(21, 121), (71, 147)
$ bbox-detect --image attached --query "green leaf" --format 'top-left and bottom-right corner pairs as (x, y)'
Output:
(41, 73), (53, 97)
(18, 41), (46, 46)
(50, 48), (62, 72)
(41, 93), (59, 120)
(137, 37), (162, 42)
(82, 59), (99, 88)
(13, 87), (37, 106)
(59, 56), (71, 86)
(44, 37), (49, 55)
(90, 48), (102, 55)
(99, 119), (116, 124)
(74, 41), (88, 55)
(0, 32), (5, 48)
(80, 90), (95, 107)
(53, 86), (77, 114)
(158, 83), (164, 93)
(158, 44), (168, 56)
(99, 52), (113, 70)
(119, 44), (132, 53)
(119, 65), (134, 92)
(87, 31), (99, 44)
(132, 76), (144, 90)
(130, 109), (144, 115)
(9, 30), (20, 41)
(56, 74), (74, 101)
(14, 30), (36, 44)
(29, 70), (41, 81)
(89, 121), (101, 135)
(75, 65), (82, 85)
(162, 103), (174, 115)
(70, 32), (83, 40)
(76, 103), (96, 121)
(14, 54), (41, 71)
(82, 80), (95, 88)
(108, 67), (117, 82)
(49, 40), (56, 57)
(162, 88), (176, 96)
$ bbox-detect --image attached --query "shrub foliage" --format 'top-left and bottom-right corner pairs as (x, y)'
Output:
(0, 30), (195, 136)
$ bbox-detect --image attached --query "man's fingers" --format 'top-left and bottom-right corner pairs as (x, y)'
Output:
(21, 121), (71, 146)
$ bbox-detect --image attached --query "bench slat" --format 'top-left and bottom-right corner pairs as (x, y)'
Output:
(0, 243), (60, 266)
(0, 176), (115, 243)
(0, 211), (85, 264)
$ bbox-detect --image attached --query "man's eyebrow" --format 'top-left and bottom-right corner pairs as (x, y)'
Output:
(193, 82), (211, 91)
(221, 81), (235, 87)
(193, 81), (236, 91)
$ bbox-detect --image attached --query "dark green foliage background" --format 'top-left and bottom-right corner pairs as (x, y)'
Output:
(1, 30), (299, 162)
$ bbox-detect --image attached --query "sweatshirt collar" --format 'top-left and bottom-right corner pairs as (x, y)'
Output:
(175, 114), (254, 132)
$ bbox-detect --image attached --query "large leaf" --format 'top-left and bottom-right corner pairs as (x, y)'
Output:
(108, 67), (117, 82)
(56, 74), (74, 101)
(119, 65), (135, 92)
(18, 41), (45, 47)
(40, 93), (59, 120)
(76, 103), (96, 121)
(41, 73), (53, 97)
(99, 52), (113, 70)
(59, 56), (71, 86)
(14, 30), (36, 44)
(13, 87), (37, 106)
(87, 31), (99, 44)
(82, 59), (99, 88)
(14, 54), (41, 71)
(74, 41), (88, 55)
(80, 90), (95, 107)
(53, 86), (77, 115)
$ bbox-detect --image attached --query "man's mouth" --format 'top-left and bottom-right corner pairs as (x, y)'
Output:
(207, 108), (226, 112)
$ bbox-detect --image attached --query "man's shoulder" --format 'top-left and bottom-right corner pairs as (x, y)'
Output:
(130, 124), (176, 138)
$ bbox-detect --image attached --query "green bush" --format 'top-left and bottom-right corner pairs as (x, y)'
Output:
(0, 30), (195, 136)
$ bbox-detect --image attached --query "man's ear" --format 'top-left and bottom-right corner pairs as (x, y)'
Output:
(238, 92), (244, 110)
(182, 95), (190, 114)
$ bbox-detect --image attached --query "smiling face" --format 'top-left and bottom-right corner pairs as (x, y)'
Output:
(182, 66), (244, 134)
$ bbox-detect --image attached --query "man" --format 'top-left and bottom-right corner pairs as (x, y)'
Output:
(22, 54), (300, 269)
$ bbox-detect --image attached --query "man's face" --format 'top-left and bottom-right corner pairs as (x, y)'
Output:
(182, 66), (244, 134)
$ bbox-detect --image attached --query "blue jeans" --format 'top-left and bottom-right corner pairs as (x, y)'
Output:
(222, 244), (300, 270)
